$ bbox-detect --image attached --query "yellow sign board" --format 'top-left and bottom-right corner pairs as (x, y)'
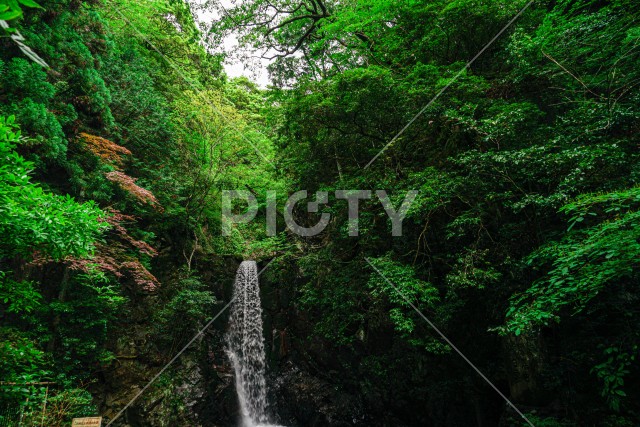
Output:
(71, 417), (102, 427)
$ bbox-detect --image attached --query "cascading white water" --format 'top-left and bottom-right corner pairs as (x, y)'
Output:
(226, 261), (273, 427)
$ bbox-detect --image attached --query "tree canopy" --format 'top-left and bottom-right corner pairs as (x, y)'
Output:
(1, 0), (639, 425)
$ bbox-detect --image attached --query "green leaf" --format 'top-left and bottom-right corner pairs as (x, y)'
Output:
(0, 9), (22, 20)
(17, 0), (42, 8)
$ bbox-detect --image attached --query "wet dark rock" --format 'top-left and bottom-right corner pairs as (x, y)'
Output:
(95, 255), (406, 426)
(271, 363), (366, 427)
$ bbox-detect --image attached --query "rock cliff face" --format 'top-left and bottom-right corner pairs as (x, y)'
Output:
(96, 255), (367, 427)
(95, 254), (238, 427)
(96, 255), (545, 427)
(259, 266), (368, 427)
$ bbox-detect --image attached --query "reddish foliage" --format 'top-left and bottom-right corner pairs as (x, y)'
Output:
(105, 171), (163, 211)
(79, 132), (131, 166)
(32, 246), (159, 293)
(79, 133), (163, 213)
(102, 207), (136, 224)
(73, 245), (123, 279)
(103, 208), (157, 257)
(29, 134), (162, 293)
(94, 243), (158, 292)
(28, 209), (160, 293)
(121, 260), (159, 292)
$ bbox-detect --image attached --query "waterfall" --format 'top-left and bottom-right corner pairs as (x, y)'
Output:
(226, 260), (273, 427)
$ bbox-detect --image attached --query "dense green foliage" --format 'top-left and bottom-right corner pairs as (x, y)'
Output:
(1, 0), (639, 425)
(1, 0), (276, 423)
(210, 0), (640, 424)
